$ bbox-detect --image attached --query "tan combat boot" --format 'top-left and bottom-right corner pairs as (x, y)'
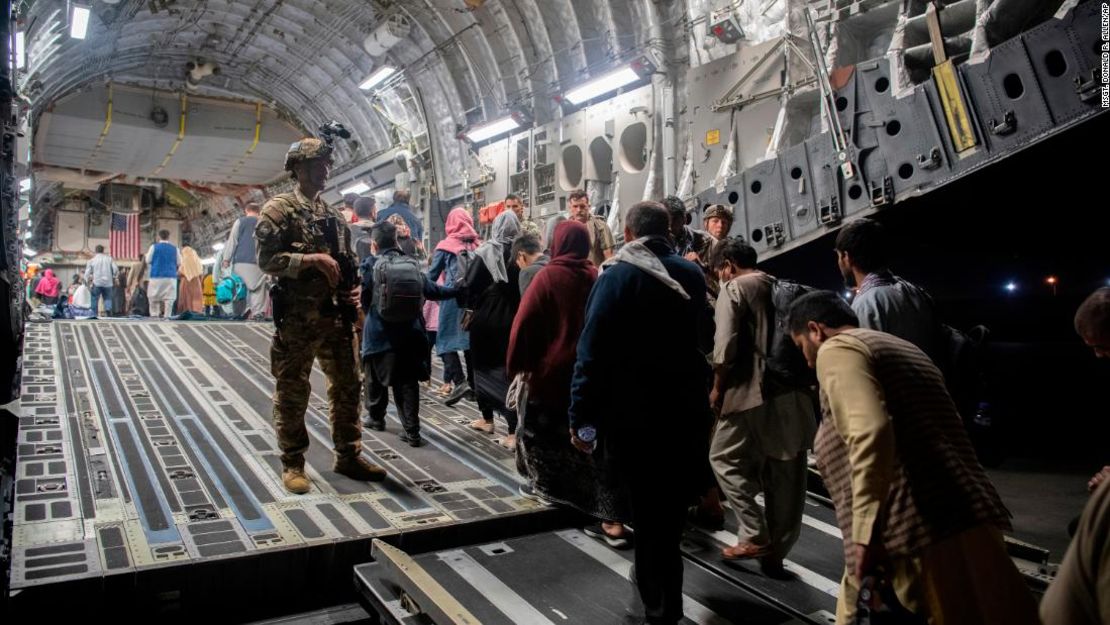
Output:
(282, 466), (311, 495)
(334, 455), (387, 482)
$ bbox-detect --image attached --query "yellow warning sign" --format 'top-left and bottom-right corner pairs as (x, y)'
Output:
(706, 129), (720, 146)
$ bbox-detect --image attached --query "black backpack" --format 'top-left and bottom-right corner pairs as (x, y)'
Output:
(762, 278), (818, 391)
(372, 253), (424, 323)
(129, 287), (150, 317)
(454, 248), (475, 289)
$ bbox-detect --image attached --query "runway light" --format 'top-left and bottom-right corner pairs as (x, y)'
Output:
(1005, 282), (1017, 293)
(70, 4), (91, 40)
(359, 66), (396, 91)
(462, 115), (521, 143)
(212, 242), (225, 251)
(340, 182), (371, 195)
(564, 66), (641, 105)
(22, 248), (37, 257)
(15, 31), (26, 68)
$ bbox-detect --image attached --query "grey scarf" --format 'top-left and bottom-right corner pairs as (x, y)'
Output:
(474, 211), (522, 284)
(601, 235), (690, 300)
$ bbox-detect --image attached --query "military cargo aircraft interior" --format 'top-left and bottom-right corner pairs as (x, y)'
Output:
(1, 1), (1108, 623)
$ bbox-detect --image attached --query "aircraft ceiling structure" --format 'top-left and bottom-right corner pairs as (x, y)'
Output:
(18, 0), (686, 200)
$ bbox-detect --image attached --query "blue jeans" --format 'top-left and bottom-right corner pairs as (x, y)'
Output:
(90, 285), (113, 315)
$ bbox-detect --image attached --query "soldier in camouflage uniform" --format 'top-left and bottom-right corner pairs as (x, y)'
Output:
(255, 137), (387, 494)
(505, 194), (541, 239)
(702, 203), (735, 301)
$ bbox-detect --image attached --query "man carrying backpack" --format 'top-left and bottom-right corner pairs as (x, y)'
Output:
(708, 238), (816, 575)
(360, 220), (460, 446)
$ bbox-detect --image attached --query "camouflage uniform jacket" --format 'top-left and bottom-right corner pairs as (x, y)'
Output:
(255, 187), (356, 311)
(674, 225), (715, 268)
(520, 217), (542, 239)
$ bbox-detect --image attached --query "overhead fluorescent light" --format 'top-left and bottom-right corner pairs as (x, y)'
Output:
(564, 67), (641, 105)
(359, 66), (396, 91)
(19, 178), (31, 193)
(340, 182), (371, 195)
(70, 4), (91, 39)
(23, 248), (37, 257)
(200, 257), (216, 266)
(462, 115), (522, 143)
(212, 242), (225, 251)
(15, 31), (25, 68)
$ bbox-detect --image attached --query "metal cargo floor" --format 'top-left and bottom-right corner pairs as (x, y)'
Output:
(355, 529), (833, 625)
(11, 320), (560, 618)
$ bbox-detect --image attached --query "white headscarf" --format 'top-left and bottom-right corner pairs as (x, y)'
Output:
(474, 210), (521, 284)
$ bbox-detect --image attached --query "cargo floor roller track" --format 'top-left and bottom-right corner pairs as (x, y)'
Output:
(10, 320), (560, 617)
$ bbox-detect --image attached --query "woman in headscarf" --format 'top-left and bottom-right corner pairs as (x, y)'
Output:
(34, 269), (61, 305)
(427, 207), (480, 401)
(506, 220), (630, 535)
(177, 246), (205, 314)
(464, 210), (522, 448)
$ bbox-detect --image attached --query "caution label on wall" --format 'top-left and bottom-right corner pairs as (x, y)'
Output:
(706, 129), (720, 146)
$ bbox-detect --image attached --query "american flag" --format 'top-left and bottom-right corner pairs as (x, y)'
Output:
(110, 212), (141, 259)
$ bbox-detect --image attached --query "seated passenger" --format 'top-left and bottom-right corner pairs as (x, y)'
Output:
(787, 291), (1038, 625)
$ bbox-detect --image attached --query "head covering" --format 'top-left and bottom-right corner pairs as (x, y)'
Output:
(506, 220), (597, 405)
(602, 236), (690, 300)
(386, 213), (411, 237)
(435, 207), (480, 255)
(475, 210), (521, 284)
(548, 220), (594, 274)
(704, 204), (733, 223)
(180, 246), (204, 281)
(543, 214), (567, 252)
(35, 269), (59, 297)
(283, 137), (332, 171)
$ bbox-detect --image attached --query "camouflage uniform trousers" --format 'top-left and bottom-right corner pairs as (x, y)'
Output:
(271, 308), (362, 469)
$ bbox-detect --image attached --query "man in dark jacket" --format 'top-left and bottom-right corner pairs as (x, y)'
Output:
(569, 200), (712, 625)
(360, 221), (457, 447)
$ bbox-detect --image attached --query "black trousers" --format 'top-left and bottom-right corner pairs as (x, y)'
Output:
(621, 458), (690, 624)
(474, 366), (518, 434)
(363, 361), (421, 437)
